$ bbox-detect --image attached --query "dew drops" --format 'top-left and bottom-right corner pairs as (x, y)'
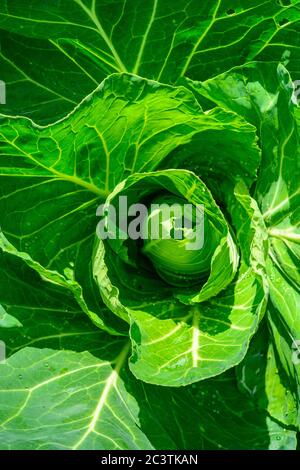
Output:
(44, 362), (49, 368)
(18, 374), (23, 380)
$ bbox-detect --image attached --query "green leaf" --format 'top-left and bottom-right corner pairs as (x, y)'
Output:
(266, 256), (300, 429)
(1, 1), (300, 122)
(0, 30), (103, 124)
(1, 248), (292, 450)
(191, 62), (300, 283)
(0, 4), (298, 451)
(0, 232), (127, 336)
(0, 249), (127, 351)
(159, 106), (261, 191)
(237, 323), (299, 428)
(0, 73), (261, 335)
(0, 345), (295, 450)
(0, 304), (22, 329)
(93, 171), (268, 386)
(195, 61), (300, 429)
(0, 74), (201, 332)
(237, 234), (299, 428)
(102, 169), (240, 303)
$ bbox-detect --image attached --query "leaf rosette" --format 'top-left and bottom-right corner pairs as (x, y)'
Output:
(93, 167), (268, 386)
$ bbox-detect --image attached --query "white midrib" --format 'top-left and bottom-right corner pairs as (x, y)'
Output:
(263, 189), (300, 219)
(268, 228), (300, 242)
(264, 123), (295, 219)
(0, 356), (111, 428)
(72, 341), (131, 450)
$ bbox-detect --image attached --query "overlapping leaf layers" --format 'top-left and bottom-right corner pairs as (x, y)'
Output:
(0, 0), (299, 450)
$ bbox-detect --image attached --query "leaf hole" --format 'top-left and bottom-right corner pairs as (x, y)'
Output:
(276, 0), (291, 5)
(279, 18), (289, 26)
(226, 8), (235, 15)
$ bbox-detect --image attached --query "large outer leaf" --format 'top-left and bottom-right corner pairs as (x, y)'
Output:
(266, 257), (300, 429)
(0, 232), (127, 335)
(1, 1), (300, 122)
(0, 313), (297, 451)
(0, 30), (103, 124)
(190, 60), (300, 428)
(0, 346), (296, 450)
(0, 73), (261, 335)
(191, 60), (299, 342)
(193, 61), (299, 285)
(0, 74), (200, 332)
(0, 249), (127, 350)
(237, 323), (299, 428)
(191, 62), (299, 278)
(0, 253), (294, 450)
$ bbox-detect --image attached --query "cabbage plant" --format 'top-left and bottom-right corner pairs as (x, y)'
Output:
(0, 0), (299, 450)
